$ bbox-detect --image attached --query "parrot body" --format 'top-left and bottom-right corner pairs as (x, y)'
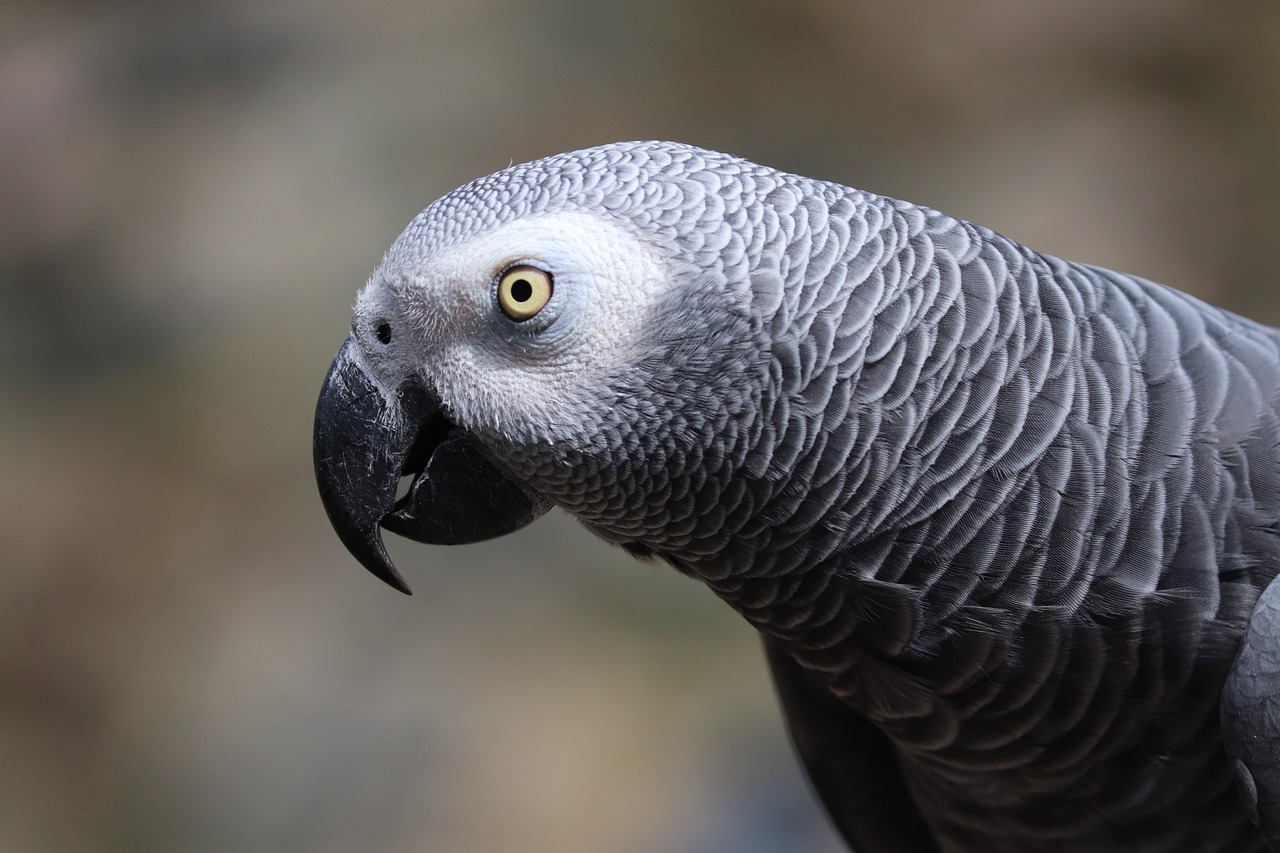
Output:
(314, 142), (1280, 851)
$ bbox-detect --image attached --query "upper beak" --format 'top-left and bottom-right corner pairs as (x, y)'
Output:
(313, 337), (551, 594)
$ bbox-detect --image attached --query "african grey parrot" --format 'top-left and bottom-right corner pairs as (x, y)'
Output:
(313, 141), (1280, 851)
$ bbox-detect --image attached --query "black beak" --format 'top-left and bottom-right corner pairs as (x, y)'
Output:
(313, 338), (550, 594)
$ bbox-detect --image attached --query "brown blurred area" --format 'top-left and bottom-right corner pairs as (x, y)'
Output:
(4, 1), (1280, 850)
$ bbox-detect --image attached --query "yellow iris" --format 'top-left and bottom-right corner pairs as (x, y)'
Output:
(497, 265), (553, 321)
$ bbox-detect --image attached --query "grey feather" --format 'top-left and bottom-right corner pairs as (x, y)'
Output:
(320, 141), (1280, 852)
(1225, 575), (1280, 849)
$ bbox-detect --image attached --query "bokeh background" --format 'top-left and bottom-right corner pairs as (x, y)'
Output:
(5, 2), (1280, 851)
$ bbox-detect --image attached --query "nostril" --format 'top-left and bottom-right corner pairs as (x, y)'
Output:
(375, 321), (393, 345)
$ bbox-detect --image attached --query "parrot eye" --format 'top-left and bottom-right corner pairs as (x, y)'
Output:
(497, 265), (553, 321)
(375, 321), (393, 345)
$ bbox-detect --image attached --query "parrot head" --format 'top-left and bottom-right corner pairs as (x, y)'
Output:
(314, 142), (779, 593)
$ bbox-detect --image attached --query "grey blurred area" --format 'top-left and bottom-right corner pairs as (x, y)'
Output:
(4, 1), (1280, 850)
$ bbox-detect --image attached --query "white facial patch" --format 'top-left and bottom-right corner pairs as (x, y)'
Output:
(380, 210), (679, 442)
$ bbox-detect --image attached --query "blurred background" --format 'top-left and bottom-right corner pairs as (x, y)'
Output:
(5, 1), (1280, 851)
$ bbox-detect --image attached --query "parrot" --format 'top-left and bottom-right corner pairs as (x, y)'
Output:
(312, 141), (1280, 852)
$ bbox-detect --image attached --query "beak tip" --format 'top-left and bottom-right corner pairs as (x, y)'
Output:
(377, 566), (415, 596)
(348, 531), (415, 595)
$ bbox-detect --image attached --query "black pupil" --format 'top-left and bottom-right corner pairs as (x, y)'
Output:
(376, 321), (392, 344)
(510, 278), (533, 303)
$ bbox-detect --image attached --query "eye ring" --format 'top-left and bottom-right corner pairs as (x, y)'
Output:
(497, 265), (553, 321)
